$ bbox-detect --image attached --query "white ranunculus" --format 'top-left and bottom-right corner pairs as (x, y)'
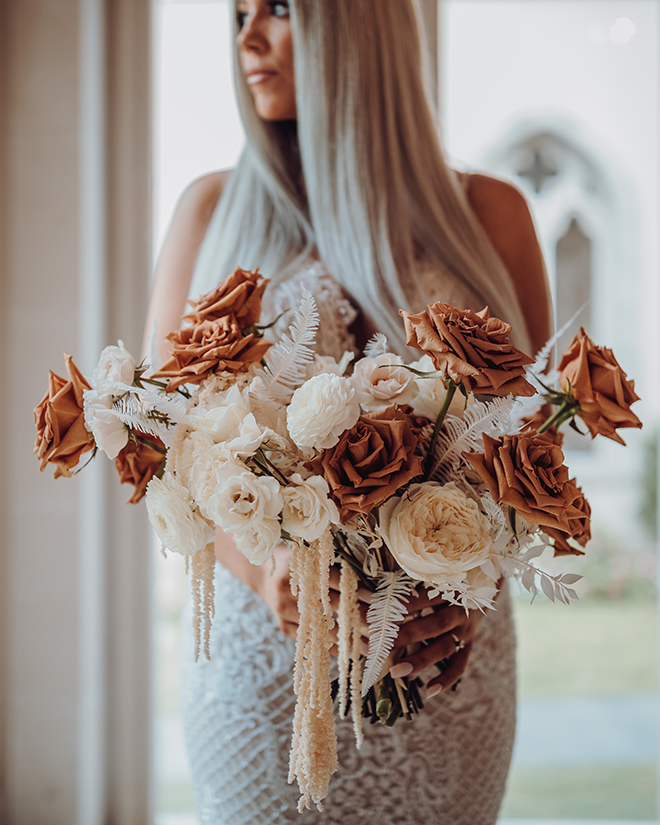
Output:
(352, 353), (419, 413)
(378, 482), (493, 587)
(205, 465), (283, 564)
(280, 473), (340, 542)
(92, 340), (136, 391)
(408, 355), (467, 421)
(188, 384), (268, 458)
(83, 389), (129, 459)
(145, 472), (214, 556)
(286, 373), (360, 451)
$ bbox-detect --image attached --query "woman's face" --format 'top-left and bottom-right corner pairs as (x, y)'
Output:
(236, 0), (296, 121)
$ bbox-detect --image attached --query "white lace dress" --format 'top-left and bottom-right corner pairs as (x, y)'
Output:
(179, 264), (517, 825)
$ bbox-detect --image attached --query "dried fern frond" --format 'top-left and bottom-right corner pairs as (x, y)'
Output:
(362, 571), (415, 695)
(363, 333), (390, 358)
(255, 289), (319, 404)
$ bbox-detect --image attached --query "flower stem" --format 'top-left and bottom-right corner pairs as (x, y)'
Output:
(423, 380), (457, 480)
(537, 397), (578, 434)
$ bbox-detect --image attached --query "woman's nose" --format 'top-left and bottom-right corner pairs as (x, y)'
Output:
(237, 12), (269, 54)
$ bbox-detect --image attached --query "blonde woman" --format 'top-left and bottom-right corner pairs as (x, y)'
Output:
(146, 1), (551, 822)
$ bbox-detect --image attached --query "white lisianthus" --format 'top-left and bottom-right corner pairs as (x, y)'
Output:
(409, 355), (466, 421)
(188, 384), (268, 458)
(205, 465), (283, 564)
(352, 353), (419, 413)
(378, 482), (493, 587)
(287, 373), (360, 451)
(281, 473), (340, 542)
(92, 340), (136, 391)
(83, 389), (129, 459)
(145, 472), (214, 556)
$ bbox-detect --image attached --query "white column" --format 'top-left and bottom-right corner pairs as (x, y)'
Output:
(0, 1), (152, 822)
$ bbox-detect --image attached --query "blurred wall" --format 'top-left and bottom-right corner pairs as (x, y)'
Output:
(0, 1), (152, 823)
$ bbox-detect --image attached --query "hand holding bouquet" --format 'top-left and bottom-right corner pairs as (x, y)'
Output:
(35, 268), (641, 812)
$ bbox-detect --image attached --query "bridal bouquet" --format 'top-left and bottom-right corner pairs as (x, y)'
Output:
(34, 268), (642, 812)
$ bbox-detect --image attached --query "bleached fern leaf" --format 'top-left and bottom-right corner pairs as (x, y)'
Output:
(106, 381), (188, 422)
(111, 397), (170, 441)
(362, 571), (415, 695)
(248, 377), (289, 438)
(507, 393), (547, 434)
(256, 288), (319, 403)
(528, 301), (589, 382)
(430, 397), (516, 483)
(364, 333), (390, 358)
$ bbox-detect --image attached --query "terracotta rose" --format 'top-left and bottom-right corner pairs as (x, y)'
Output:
(184, 267), (268, 328)
(310, 406), (424, 523)
(464, 431), (591, 553)
(543, 491), (591, 556)
(558, 327), (642, 445)
(401, 302), (536, 397)
(34, 354), (94, 478)
(521, 405), (564, 448)
(152, 315), (272, 392)
(115, 436), (166, 504)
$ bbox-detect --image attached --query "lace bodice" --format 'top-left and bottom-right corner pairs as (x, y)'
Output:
(179, 263), (517, 825)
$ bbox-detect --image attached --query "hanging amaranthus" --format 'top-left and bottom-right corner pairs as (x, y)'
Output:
(337, 559), (364, 749)
(288, 530), (338, 812)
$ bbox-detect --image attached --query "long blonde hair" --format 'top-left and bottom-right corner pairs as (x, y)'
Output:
(195, 0), (531, 353)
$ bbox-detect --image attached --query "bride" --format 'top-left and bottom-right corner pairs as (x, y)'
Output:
(145, 1), (551, 822)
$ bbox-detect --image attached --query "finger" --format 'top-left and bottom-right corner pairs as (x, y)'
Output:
(279, 620), (299, 641)
(329, 566), (341, 591)
(394, 606), (463, 648)
(425, 644), (472, 696)
(406, 589), (450, 615)
(388, 634), (458, 679)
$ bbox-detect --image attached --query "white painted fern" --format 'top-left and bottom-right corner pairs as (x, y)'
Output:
(363, 333), (389, 358)
(254, 288), (319, 404)
(362, 571), (415, 695)
(429, 397), (516, 483)
(111, 396), (171, 442)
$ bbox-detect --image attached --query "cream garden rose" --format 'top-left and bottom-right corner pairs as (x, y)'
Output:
(205, 464), (283, 564)
(408, 355), (467, 421)
(92, 340), (136, 391)
(83, 389), (129, 459)
(378, 481), (493, 587)
(352, 353), (419, 413)
(281, 473), (340, 542)
(145, 472), (214, 556)
(286, 373), (360, 451)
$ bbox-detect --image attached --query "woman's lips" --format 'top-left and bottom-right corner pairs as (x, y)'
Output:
(246, 70), (277, 86)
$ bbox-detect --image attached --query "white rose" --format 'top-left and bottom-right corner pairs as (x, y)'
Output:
(286, 373), (360, 450)
(205, 465), (283, 564)
(188, 385), (267, 458)
(83, 389), (129, 459)
(234, 520), (283, 567)
(409, 355), (466, 421)
(145, 472), (214, 556)
(281, 473), (340, 542)
(352, 353), (419, 413)
(92, 340), (136, 391)
(378, 482), (493, 587)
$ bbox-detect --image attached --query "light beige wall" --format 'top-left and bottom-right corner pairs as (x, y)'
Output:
(0, 1), (152, 823)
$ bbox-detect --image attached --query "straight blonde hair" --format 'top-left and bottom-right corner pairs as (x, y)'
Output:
(195, 0), (531, 354)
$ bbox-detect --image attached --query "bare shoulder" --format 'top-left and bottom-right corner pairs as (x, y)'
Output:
(175, 169), (231, 229)
(461, 172), (552, 353)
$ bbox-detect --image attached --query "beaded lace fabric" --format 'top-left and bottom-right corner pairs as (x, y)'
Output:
(179, 263), (517, 825)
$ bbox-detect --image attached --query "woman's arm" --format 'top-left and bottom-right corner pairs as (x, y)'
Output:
(390, 178), (552, 692)
(145, 170), (299, 634)
(466, 173), (552, 355)
(143, 170), (229, 363)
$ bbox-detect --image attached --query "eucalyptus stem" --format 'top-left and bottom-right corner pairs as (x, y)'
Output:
(423, 380), (458, 480)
